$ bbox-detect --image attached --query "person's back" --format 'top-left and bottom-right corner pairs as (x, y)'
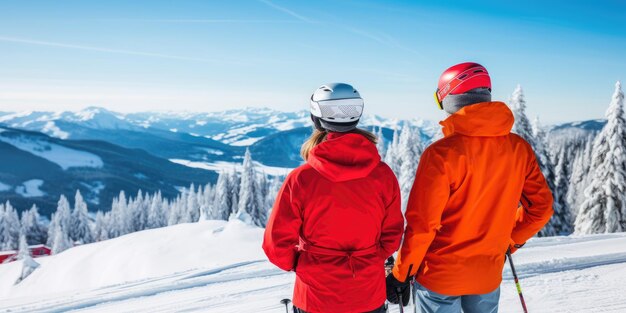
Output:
(264, 83), (404, 313)
(405, 101), (550, 294)
(388, 63), (553, 313)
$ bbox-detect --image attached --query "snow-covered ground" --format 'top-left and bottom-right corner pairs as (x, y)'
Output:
(14, 179), (46, 198)
(1, 221), (625, 313)
(0, 135), (103, 170)
(0, 181), (11, 192)
(169, 159), (293, 176)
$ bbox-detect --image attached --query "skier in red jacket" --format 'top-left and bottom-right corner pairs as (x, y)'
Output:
(263, 83), (405, 313)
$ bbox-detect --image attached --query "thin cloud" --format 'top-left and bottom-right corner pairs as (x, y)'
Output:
(345, 28), (421, 56)
(89, 18), (301, 24)
(0, 35), (244, 65)
(258, 0), (315, 23)
(257, 1), (418, 56)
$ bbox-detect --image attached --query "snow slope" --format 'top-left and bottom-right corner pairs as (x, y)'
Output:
(169, 159), (293, 177)
(0, 135), (103, 170)
(1, 222), (625, 313)
(15, 179), (45, 198)
(0, 181), (11, 192)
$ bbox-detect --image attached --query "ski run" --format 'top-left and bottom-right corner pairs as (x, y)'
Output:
(0, 220), (625, 313)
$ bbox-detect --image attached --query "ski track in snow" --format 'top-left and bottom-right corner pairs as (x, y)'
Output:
(2, 233), (626, 313)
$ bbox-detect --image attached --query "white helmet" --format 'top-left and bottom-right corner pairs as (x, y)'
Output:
(310, 82), (364, 132)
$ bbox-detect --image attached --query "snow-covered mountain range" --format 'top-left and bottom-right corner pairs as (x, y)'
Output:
(0, 106), (603, 215)
(0, 107), (439, 146)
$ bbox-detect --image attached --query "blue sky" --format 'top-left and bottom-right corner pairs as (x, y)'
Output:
(0, 0), (624, 123)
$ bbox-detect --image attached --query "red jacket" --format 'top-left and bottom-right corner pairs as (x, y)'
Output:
(263, 132), (404, 313)
(392, 102), (553, 295)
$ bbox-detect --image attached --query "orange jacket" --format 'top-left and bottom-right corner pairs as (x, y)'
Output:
(392, 101), (553, 295)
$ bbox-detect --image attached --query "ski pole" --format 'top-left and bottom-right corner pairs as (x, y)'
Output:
(506, 248), (528, 313)
(280, 298), (291, 313)
(397, 290), (404, 313)
(411, 278), (417, 313)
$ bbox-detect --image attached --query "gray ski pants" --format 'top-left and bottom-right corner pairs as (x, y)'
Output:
(413, 282), (500, 313)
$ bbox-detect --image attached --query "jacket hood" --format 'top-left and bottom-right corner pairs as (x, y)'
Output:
(307, 132), (381, 182)
(439, 101), (514, 137)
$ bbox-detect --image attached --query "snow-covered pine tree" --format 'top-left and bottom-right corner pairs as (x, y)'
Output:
(510, 85), (572, 235)
(228, 169), (240, 215)
(131, 190), (149, 232)
(93, 211), (109, 242)
(50, 225), (72, 254)
(258, 173), (268, 198)
(0, 202), (21, 250)
(510, 86), (537, 146)
(553, 148), (572, 223)
(0, 203), (5, 250)
(398, 125), (423, 212)
(376, 126), (386, 159)
(211, 171), (232, 220)
(47, 195), (73, 252)
(575, 81), (626, 234)
(384, 127), (401, 178)
(567, 136), (594, 215)
(16, 233), (29, 260)
(265, 175), (284, 218)
(167, 194), (184, 226)
(14, 232), (40, 284)
(186, 184), (201, 223)
(110, 191), (132, 238)
(235, 149), (266, 226)
(197, 184), (213, 219)
(147, 191), (167, 228)
(20, 205), (47, 245)
(69, 190), (93, 244)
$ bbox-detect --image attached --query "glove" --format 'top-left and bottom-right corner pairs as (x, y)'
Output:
(509, 240), (525, 254)
(386, 273), (410, 306)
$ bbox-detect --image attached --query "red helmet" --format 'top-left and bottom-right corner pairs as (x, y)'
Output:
(434, 62), (491, 110)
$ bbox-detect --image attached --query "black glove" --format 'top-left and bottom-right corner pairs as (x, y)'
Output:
(386, 273), (410, 306)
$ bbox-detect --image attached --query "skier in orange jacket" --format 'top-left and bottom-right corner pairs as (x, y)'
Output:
(386, 62), (554, 313)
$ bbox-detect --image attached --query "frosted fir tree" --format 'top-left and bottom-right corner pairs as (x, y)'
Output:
(0, 202), (21, 250)
(107, 191), (128, 238)
(553, 148), (572, 222)
(198, 205), (209, 222)
(532, 116), (545, 141)
(167, 195), (184, 226)
(510, 86), (538, 146)
(69, 191), (93, 244)
(234, 149), (266, 227)
(47, 195), (73, 252)
(398, 126), (423, 212)
(110, 191), (133, 238)
(376, 126), (386, 159)
(50, 225), (72, 254)
(575, 82), (626, 234)
(384, 127), (401, 178)
(186, 184), (201, 223)
(16, 233), (30, 260)
(92, 211), (110, 242)
(147, 192), (167, 228)
(14, 233), (40, 285)
(510, 85), (572, 235)
(20, 205), (47, 245)
(131, 190), (149, 232)
(265, 176), (284, 218)
(567, 136), (594, 214)
(211, 171), (233, 220)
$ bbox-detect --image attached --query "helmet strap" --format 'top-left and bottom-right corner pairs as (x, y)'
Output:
(310, 114), (326, 132)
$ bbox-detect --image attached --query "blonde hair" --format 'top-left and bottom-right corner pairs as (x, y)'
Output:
(300, 128), (378, 161)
